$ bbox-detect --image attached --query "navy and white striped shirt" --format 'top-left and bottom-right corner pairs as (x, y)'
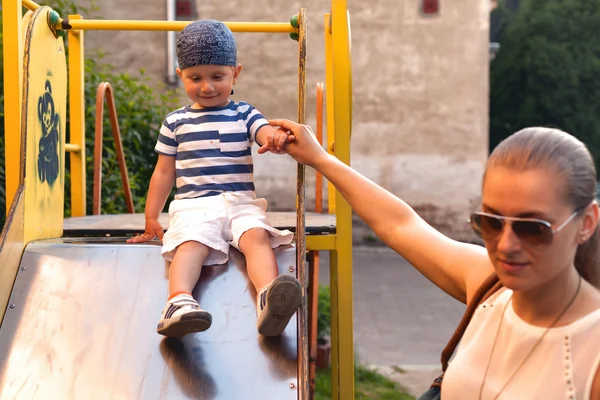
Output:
(155, 100), (268, 199)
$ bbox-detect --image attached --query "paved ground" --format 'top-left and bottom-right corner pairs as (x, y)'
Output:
(315, 245), (466, 397)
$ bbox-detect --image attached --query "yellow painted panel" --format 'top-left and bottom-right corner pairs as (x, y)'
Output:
(22, 11), (34, 36)
(22, 7), (67, 242)
(0, 186), (25, 319)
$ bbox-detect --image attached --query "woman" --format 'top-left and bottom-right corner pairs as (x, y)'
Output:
(269, 119), (600, 399)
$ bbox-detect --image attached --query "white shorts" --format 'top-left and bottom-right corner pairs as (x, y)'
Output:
(161, 192), (294, 265)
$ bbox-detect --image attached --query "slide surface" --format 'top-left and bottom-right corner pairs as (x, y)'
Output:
(0, 239), (299, 399)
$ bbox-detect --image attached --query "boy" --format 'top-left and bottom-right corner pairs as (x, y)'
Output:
(127, 20), (302, 339)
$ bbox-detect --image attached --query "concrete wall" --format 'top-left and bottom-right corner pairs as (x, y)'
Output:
(78, 1), (169, 85)
(78, 0), (490, 240)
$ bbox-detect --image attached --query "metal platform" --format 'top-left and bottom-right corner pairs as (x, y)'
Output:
(0, 240), (300, 399)
(64, 212), (336, 236)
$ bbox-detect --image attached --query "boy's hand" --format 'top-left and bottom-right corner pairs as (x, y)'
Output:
(126, 218), (164, 243)
(257, 125), (295, 155)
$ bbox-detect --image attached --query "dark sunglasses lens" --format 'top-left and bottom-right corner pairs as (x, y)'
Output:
(470, 214), (503, 238)
(512, 221), (552, 245)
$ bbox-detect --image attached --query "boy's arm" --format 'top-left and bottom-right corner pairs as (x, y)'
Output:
(127, 154), (176, 243)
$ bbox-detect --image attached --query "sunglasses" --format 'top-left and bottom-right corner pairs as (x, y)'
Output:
(468, 209), (581, 246)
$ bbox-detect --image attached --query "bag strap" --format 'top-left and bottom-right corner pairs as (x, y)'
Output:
(441, 273), (502, 371)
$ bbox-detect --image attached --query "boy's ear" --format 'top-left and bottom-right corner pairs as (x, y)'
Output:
(233, 64), (243, 84)
(176, 68), (183, 78)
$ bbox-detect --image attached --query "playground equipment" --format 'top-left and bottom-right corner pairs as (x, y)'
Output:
(0, 0), (353, 398)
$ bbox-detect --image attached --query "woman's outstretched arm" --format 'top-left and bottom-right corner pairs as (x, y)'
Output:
(271, 119), (493, 303)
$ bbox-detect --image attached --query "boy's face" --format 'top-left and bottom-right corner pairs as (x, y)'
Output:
(177, 64), (242, 109)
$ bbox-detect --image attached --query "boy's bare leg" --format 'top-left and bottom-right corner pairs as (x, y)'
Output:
(238, 228), (278, 291)
(239, 228), (302, 336)
(157, 240), (213, 338)
(169, 240), (211, 294)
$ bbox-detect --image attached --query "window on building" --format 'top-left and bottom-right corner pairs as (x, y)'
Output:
(422, 0), (439, 15)
(175, 0), (194, 19)
(167, 0), (199, 85)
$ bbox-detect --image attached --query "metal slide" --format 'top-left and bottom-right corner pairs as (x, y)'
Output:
(0, 5), (329, 399)
(0, 238), (300, 399)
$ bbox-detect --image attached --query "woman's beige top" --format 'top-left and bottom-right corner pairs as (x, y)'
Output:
(442, 288), (600, 400)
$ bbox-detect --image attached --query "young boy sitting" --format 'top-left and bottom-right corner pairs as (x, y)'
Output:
(127, 19), (302, 339)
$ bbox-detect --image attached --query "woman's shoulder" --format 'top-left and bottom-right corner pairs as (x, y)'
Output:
(571, 284), (600, 329)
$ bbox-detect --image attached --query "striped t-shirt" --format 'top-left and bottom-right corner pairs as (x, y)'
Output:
(155, 100), (268, 199)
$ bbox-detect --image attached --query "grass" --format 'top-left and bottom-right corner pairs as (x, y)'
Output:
(315, 363), (415, 400)
(313, 284), (415, 398)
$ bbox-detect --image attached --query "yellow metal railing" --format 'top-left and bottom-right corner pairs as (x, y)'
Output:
(22, 0), (39, 11)
(64, 143), (81, 152)
(93, 82), (135, 215)
(60, 19), (297, 33)
(21, 0), (297, 33)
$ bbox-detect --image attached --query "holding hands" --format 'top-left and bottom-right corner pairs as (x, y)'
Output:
(256, 125), (296, 155)
(266, 119), (329, 167)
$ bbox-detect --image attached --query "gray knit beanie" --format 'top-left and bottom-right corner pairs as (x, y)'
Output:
(177, 20), (237, 70)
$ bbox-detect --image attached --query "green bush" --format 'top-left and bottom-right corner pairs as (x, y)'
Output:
(489, 0), (600, 166)
(66, 60), (178, 216)
(0, 1), (178, 229)
(317, 284), (331, 341)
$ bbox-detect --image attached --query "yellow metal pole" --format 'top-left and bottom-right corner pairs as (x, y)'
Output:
(324, 15), (336, 215)
(67, 15), (86, 217)
(61, 19), (296, 33)
(331, 0), (354, 398)
(329, 250), (340, 400)
(323, 13), (340, 400)
(3, 0), (24, 214)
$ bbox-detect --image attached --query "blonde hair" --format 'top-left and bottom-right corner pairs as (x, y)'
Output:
(485, 127), (600, 287)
